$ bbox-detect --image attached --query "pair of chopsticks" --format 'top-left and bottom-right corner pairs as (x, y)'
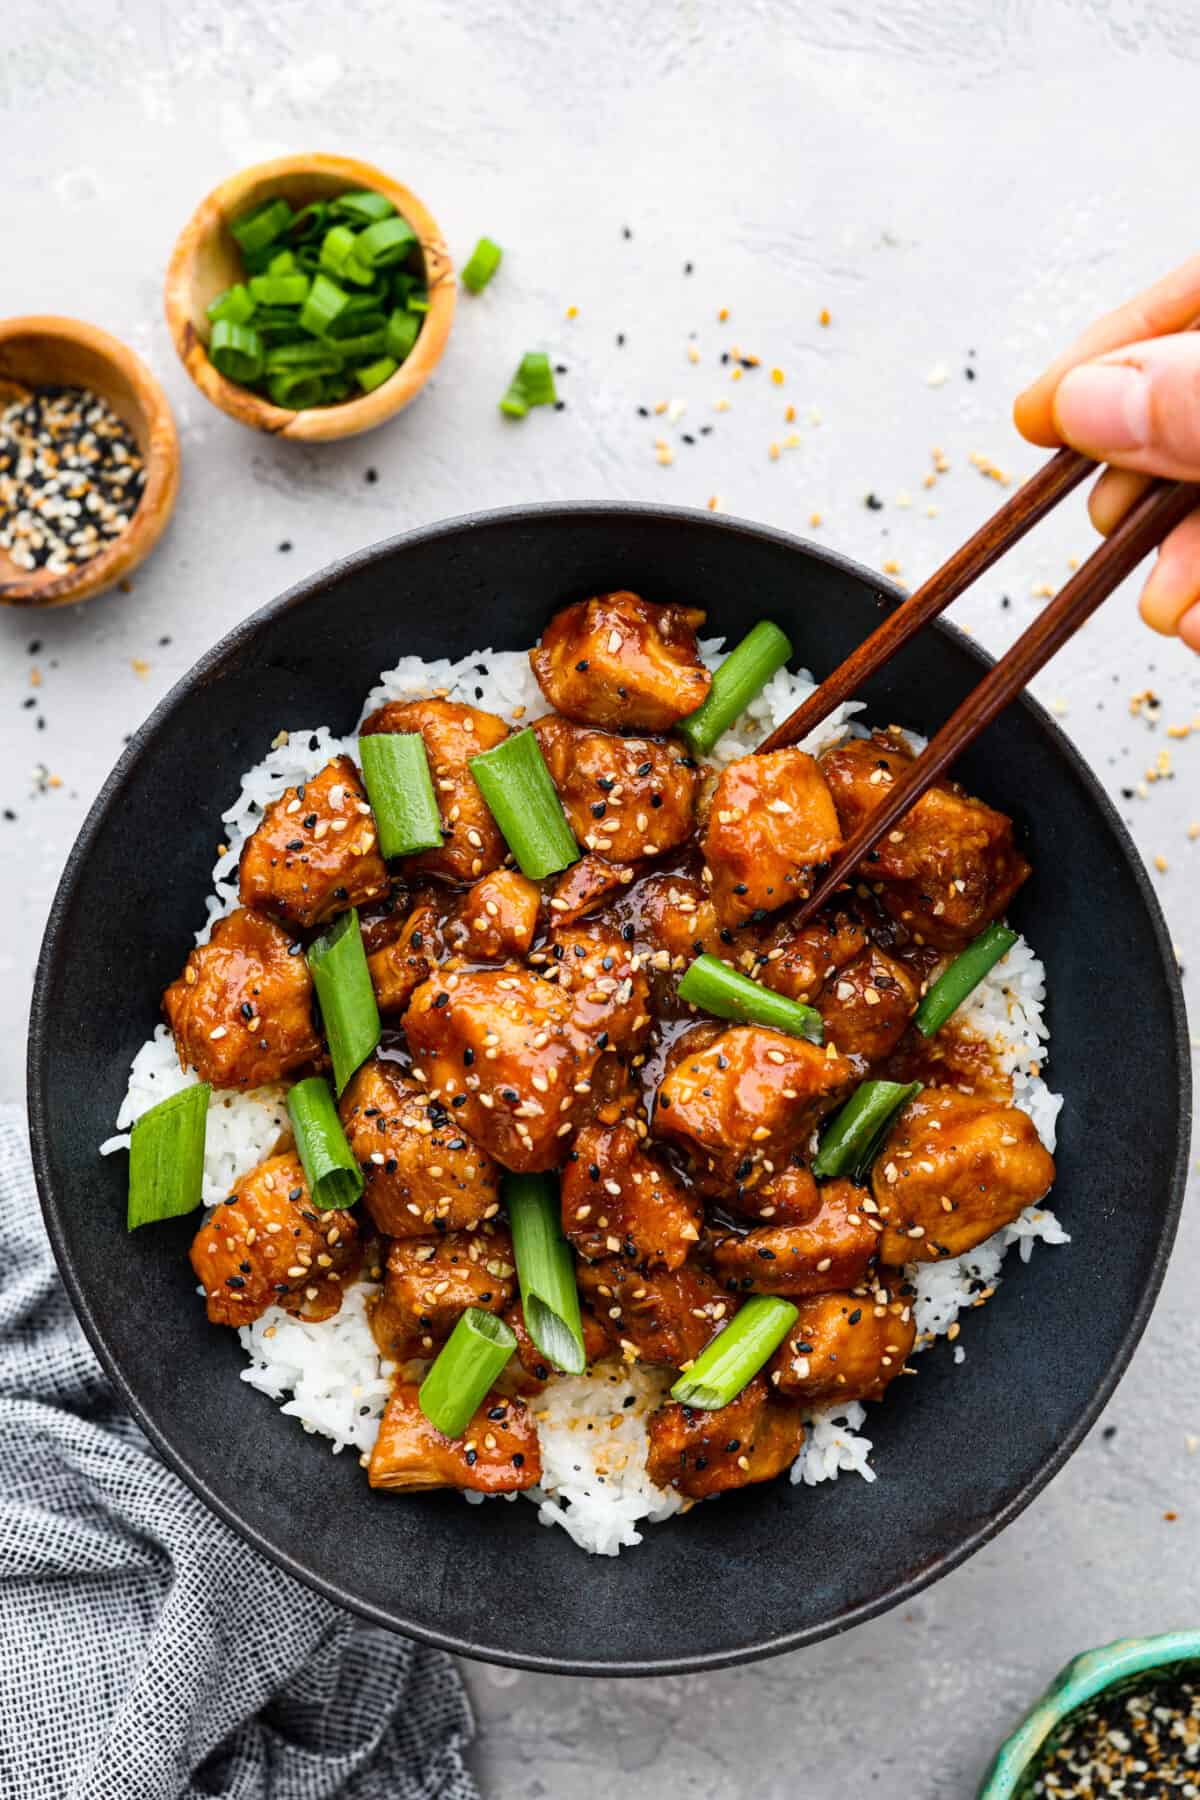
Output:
(758, 446), (1197, 929)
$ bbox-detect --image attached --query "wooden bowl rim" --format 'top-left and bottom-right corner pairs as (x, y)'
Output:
(0, 314), (180, 610)
(163, 151), (456, 444)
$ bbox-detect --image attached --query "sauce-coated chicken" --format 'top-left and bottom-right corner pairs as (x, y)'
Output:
(530, 590), (711, 729)
(190, 1153), (359, 1327)
(238, 755), (388, 931)
(549, 854), (634, 928)
(368, 1384), (540, 1492)
(816, 946), (920, 1064)
(534, 715), (700, 861)
(163, 908), (320, 1090)
(338, 1058), (499, 1237)
(874, 1089), (1055, 1263)
(646, 1376), (805, 1500)
(769, 1289), (916, 1405)
(819, 731), (1030, 949)
(503, 1299), (615, 1390)
(723, 1158), (821, 1225)
(711, 1179), (878, 1297)
(704, 749), (844, 928)
(360, 698), (509, 884)
(562, 1121), (703, 1268)
(577, 1258), (732, 1366)
(362, 892), (443, 1015)
(757, 909), (869, 1003)
(370, 1222), (516, 1357)
(445, 868), (541, 962)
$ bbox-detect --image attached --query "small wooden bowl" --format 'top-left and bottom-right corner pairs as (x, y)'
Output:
(0, 316), (180, 609)
(164, 152), (456, 443)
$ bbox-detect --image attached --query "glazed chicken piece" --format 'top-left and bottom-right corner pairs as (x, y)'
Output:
(369, 1222), (516, 1357)
(711, 1179), (878, 1297)
(769, 1289), (916, 1406)
(368, 1384), (540, 1493)
(189, 1152), (359, 1328)
(548, 854), (634, 928)
(339, 1058), (499, 1237)
(405, 960), (648, 1171)
(361, 891), (444, 1015)
(503, 1299), (616, 1391)
(653, 1024), (854, 1195)
(817, 946), (920, 1064)
(757, 910), (869, 1004)
(163, 908), (321, 1090)
(723, 1157), (822, 1226)
(533, 715), (701, 861)
(703, 749), (844, 929)
(444, 868), (541, 962)
(819, 731), (1030, 949)
(530, 590), (711, 730)
(542, 921), (652, 1043)
(577, 1259), (732, 1367)
(359, 698), (509, 883)
(646, 1376), (805, 1500)
(633, 870), (730, 965)
(238, 755), (388, 931)
(562, 1122), (703, 1269)
(873, 1088), (1055, 1263)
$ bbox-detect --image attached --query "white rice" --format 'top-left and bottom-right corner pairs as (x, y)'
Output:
(102, 645), (1067, 1554)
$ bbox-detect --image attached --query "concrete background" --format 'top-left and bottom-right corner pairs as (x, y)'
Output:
(3, 2), (1198, 1792)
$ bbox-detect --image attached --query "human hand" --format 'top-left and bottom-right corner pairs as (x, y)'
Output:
(1014, 255), (1200, 651)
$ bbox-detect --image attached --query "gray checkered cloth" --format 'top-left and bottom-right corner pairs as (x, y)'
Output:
(0, 1108), (480, 1800)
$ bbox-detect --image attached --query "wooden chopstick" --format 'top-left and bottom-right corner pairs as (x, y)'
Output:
(756, 446), (1094, 755)
(784, 476), (1198, 933)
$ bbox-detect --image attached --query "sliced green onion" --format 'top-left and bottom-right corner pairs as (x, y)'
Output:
(385, 308), (420, 361)
(341, 251), (378, 289)
(205, 283), (256, 326)
(209, 319), (264, 383)
(678, 620), (794, 757)
(264, 340), (342, 375)
(333, 328), (389, 363)
(676, 953), (824, 1044)
(306, 909), (381, 1093)
(913, 923), (1019, 1038)
(248, 272), (310, 307)
(405, 295), (430, 315)
(499, 381), (528, 419)
(319, 223), (359, 276)
(812, 1079), (923, 1182)
(390, 270), (419, 303)
(323, 374), (354, 404)
(127, 1082), (210, 1231)
(267, 370), (325, 409)
(289, 200), (329, 242)
(332, 189), (397, 226)
(670, 1296), (798, 1410)
(355, 355), (398, 393)
(418, 1308), (517, 1438)
(299, 272), (351, 337)
(266, 247), (297, 275)
(499, 351), (557, 418)
(461, 236), (502, 294)
(286, 1076), (364, 1212)
(503, 1173), (585, 1375)
(231, 196), (293, 254)
(358, 732), (443, 859)
(355, 215), (417, 268)
(469, 729), (579, 879)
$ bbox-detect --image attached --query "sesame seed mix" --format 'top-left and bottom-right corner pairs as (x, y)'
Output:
(0, 386), (145, 574)
(1027, 1668), (1200, 1795)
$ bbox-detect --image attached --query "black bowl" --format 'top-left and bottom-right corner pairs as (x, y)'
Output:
(28, 505), (1190, 1675)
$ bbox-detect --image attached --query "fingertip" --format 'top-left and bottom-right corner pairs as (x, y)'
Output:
(1012, 382), (1062, 448)
(1179, 601), (1200, 654)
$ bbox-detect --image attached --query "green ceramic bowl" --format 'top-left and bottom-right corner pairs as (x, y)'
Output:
(978, 1630), (1200, 1796)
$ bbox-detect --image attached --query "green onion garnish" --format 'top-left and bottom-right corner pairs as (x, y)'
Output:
(461, 236), (503, 294)
(264, 340), (342, 374)
(418, 1308), (517, 1439)
(332, 190), (397, 226)
(286, 1076), (364, 1212)
(249, 272), (311, 308)
(358, 732), (444, 859)
(469, 729), (579, 879)
(386, 309), (420, 361)
(504, 1173), (586, 1375)
(499, 352), (557, 418)
(811, 1079), (923, 1182)
(913, 923), (1019, 1038)
(289, 200), (329, 241)
(670, 1296), (798, 1410)
(206, 283), (256, 326)
(355, 355), (398, 393)
(209, 320), (264, 384)
(298, 272), (351, 337)
(127, 1083), (210, 1231)
(676, 953), (824, 1044)
(267, 371), (325, 410)
(306, 909), (381, 1094)
(355, 216), (417, 268)
(231, 197), (293, 254)
(678, 621), (793, 757)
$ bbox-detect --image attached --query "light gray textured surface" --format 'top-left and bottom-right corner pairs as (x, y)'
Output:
(3, 3), (1198, 1793)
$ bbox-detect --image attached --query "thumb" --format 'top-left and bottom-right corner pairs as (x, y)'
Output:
(1052, 333), (1200, 480)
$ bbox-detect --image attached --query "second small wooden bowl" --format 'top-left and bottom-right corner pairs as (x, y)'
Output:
(0, 316), (180, 609)
(165, 153), (456, 443)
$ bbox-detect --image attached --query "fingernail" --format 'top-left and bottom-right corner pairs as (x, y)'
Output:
(1055, 362), (1151, 453)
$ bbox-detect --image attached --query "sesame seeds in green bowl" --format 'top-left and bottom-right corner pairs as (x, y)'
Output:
(978, 1631), (1200, 1797)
